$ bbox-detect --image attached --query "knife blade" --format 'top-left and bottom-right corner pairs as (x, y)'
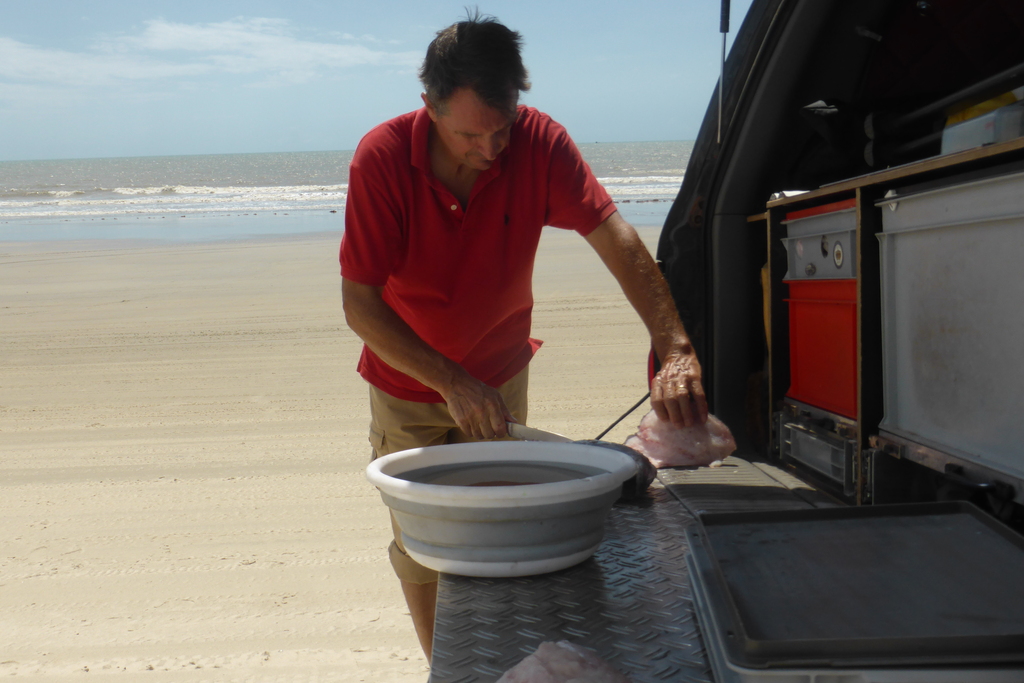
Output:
(506, 422), (573, 443)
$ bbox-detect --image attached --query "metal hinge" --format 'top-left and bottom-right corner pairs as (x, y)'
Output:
(858, 449), (878, 505)
(868, 434), (905, 459)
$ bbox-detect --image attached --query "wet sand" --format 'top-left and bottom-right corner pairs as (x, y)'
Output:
(0, 226), (657, 681)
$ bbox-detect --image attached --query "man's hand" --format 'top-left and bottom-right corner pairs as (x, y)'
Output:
(440, 373), (516, 440)
(344, 279), (513, 438)
(651, 350), (708, 427)
(343, 279), (516, 439)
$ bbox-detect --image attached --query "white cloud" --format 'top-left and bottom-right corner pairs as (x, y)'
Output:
(113, 18), (421, 77)
(0, 37), (209, 87)
(0, 17), (420, 91)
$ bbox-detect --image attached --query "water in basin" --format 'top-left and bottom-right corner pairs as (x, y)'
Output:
(397, 460), (604, 487)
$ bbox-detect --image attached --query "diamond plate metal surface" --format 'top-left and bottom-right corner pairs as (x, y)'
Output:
(430, 483), (711, 683)
(430, 457), (819, 682)
(658, 456), (825, 515)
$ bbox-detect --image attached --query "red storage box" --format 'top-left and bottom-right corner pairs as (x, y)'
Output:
(785, 279), (858, 418)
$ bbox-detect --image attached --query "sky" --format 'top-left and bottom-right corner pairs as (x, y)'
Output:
(0, 0), (754, 161)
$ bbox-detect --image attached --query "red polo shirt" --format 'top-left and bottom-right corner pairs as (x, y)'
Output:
(340, 106), (615, 402)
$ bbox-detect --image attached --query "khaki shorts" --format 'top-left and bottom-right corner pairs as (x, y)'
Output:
(368, 366), (529, 584)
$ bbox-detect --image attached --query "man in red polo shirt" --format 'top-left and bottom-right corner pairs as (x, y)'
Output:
(340, 14), (707, 660)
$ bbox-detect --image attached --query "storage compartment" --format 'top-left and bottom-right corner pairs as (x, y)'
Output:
(686, 502), (1024, 682)
(781, 199), (857, 280)
(778, 416), (855, 496)
(941, 100), (1024, 155)
(785, 279), (858, 418)
(877, 170), (1024, 483)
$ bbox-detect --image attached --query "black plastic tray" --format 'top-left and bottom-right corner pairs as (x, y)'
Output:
(686, 501), (1024, 668)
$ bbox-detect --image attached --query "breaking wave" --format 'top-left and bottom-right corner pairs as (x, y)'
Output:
(0, 183), (350, 218)
(0, 178), (678, 219)
(0, 144), (691, 229)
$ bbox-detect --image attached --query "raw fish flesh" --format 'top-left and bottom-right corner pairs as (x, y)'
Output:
(624, 410), (736, 468)
(496, 640), (632, 683)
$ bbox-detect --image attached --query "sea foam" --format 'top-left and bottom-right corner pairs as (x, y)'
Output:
(0, 143), (693, 236)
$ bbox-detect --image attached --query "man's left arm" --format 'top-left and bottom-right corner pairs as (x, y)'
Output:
(584, 211), (709, 427)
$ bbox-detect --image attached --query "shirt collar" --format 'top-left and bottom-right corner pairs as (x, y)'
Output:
(411, 107), (432, 173)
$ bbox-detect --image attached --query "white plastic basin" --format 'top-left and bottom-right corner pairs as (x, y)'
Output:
(365, 441), (638, 577)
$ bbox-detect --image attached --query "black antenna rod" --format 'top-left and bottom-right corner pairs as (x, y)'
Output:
(718, 0), (730, 144)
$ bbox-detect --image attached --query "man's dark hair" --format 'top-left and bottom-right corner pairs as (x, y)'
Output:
(419, 10), (530, 115)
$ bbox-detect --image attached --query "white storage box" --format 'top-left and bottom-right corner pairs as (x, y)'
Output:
(941, 101), (1024, 155)
(876, 170), (1024, 493)
(781, 199), (857, 279)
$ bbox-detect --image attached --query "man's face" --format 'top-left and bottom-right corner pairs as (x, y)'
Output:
(423, 88), (517, 171)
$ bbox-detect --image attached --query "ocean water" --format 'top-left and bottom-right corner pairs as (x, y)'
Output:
(0, 141), (691, 242)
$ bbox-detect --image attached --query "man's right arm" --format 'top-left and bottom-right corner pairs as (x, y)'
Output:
(341, 278), (514, 439)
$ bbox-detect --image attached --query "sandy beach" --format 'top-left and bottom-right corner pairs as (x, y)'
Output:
(1, 226), (658, 681)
